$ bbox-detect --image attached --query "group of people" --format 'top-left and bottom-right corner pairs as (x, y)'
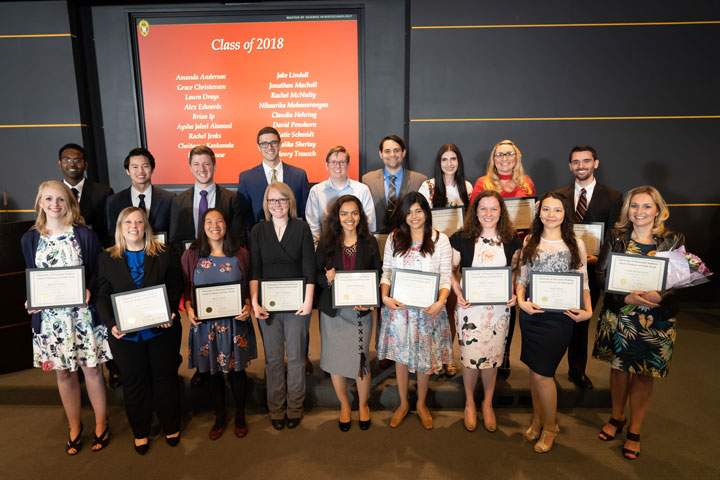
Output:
(21, 127), (685, 461)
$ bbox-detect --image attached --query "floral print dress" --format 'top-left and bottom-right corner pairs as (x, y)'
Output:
(188, 255), (257, 374)
(33, 229), (112, 371)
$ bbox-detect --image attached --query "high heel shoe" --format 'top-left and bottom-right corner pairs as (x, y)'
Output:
(165, 432), (181, 447)
(482, 405), (497, 433)
(389, 405), (409, 428)
(533, 425), (560, 453)
(91, 423), (110, 452)
(598, 417), (626, 441)
(66, 423), (83, 456)
(523, 423), (541, 442)
(463, 406), (477, 432)
(417, 405), (433, 430)
(622, 432), (641, 460)
(358, 405), (371, 430)
(338, 407), (352, 432)
(133, 438), (149, 455)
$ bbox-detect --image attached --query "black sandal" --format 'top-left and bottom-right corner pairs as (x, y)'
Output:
(598, 417), (626, 441)
(622, 431), (641, 460)
(66, 423), (84, 456)
(91, 423), (110, 452)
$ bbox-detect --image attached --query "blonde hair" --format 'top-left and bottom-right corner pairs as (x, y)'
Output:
(106, 207), (165, 258)
(33, 180), (84, 235)
(615, 185), (670, 236)
(262, 182), (298, 220)
(482, 139), (532, 195)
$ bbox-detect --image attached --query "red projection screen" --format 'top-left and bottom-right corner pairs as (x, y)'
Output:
(132, 13), (360, 184)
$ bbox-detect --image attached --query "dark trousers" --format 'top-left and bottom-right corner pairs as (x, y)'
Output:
(109, 328), (181, 439)
(567, 267), (600, 377)
(202, 370), (248, 424)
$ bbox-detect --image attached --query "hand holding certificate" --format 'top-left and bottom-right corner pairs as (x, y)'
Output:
(26, 266), (86, 309)
(260, 279), (305, 313)
(111, 284), (172, 333)
(389, 269), (439, 309)
(193, 282), (244, 320)
(605, 253), (668, 294)
(332, 271), (379, 308)
(461, 267), (512, 305)
(529, 272), (583, 312)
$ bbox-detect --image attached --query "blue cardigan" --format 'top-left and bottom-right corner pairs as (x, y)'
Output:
(21, 224), (101, 333)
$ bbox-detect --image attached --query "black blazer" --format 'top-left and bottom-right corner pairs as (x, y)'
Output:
(169, 185), (246, 247)
(250, 218), (315, 283)
(106, 185), (175, 242)
(554, 182), (622, 235)
(315, 235), (382, 317)
(76, 178), (114, 246)
(96, 248), (183, 330)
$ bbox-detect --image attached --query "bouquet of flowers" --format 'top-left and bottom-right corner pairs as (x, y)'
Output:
(654, 245), (713, 289)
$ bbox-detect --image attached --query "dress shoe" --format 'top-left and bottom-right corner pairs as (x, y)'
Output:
(533, 425), (559, 453)
(271, 418), (286, 430)
(569, 373), (594, 390)
(417, 406), (433, 430)
(165, 432), (181, 447)
(463, 407), (477, 432)
(359, 419), (371, 430)
(286, 417), (302, 429)
(209, 422), (226, 441)
(234, 422), (249, 438)
(338, 421), (351, 432)
(523, 423), (541, 442)
(389, 405), (409, 428)
(133, 439), (149, 456)
(358, 406), (371, 430)
(482, 404), (497, 433)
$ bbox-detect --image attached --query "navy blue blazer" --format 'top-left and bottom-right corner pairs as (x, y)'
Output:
(106, 185), (175, 241)
(236, 162), (310, 228)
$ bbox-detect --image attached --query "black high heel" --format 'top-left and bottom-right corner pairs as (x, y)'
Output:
(134, 438), (149, 455)
(598, 417), (626, 441)
(338, 420), (351, 432)
(66, 423), (84, 456)
(165, 432), (181, 447)
(622, 432), (641, 460)
(91, 423), (111, 452)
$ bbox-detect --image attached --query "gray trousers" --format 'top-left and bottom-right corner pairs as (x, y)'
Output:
(258, 312), (309, 419)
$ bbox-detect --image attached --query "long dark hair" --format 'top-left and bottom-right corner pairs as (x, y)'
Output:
(461, 190), (515, 243)
(392, 192), (435, 257)
(319, 194), (371, 265)
(432, 143), (470, 207)
(520, 192), (581, 269)
(195, 208), (235, 257)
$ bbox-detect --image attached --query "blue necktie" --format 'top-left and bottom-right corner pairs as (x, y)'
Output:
(197, 190), (208, 237)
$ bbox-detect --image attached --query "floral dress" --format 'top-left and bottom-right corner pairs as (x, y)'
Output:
(188, 255), (257, 374)
(33, 229), (111, 371)
(593, 240), (676, 378)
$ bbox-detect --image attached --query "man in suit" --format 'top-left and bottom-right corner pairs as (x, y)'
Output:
(169, 145), (245, 248)
(58, 143), (114, 246)
(362, 135), (427, 234)
(106, 147), (175, 242)
(236, 126), (310, 230)
(555, 145), (622, 390)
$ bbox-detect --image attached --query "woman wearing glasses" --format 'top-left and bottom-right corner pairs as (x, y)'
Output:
(469, 139), (536, 202)
(249, 182), (315, 430)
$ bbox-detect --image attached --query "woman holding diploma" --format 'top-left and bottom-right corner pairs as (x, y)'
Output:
(316, 195), (381, 431)
(181, 208), (257, 440)
(450, 191), (521, 432)
(96, 207), (183, 454)
(250, 182), (315, 430)
(516, 192), (592, 453)
(21, 180), (111, 455)
(592, 186), (684, 460)
(378, 192), (453, 430)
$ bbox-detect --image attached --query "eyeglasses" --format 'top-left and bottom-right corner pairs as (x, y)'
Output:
(60, 156), (83, 164)
(494, 152), (516, 159)
(267, 198), (289, 206)
(327, 161), (348, 167)
(258, 140), (280, 149)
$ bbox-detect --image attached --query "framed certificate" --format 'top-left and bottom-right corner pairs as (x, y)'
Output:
(573, 222), (604, 256)
(374, 233), (389, 261)
(432, 206), (464, 237)
(605, 253), (668, 294)
(260, 278), (305, 312)
(390, 269), (439, 309)
(462, 267), (512, 305)
(26, 266), (86, 309)
(505, 197), (536, 230)
(529, 272), (583, 311)
(193, 282), (243, 320)
(153, 232), (167, 244)
(111, 284), (171, 333)
(332, 270), (379, 308)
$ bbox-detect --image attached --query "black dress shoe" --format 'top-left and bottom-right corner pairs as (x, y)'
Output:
(134, 439), (149, 455)
(359, 419), (371, 431)
(569, 373), (594, 390)
(165, 432), (181, 447)
(286, 417), (302, 429)
(338, 421), (351, 432)
(271, 418), (286, 430)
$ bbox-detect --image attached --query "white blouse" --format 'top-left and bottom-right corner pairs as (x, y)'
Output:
(418, 178), (474, 208)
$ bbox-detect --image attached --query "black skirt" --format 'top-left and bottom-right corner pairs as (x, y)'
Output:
(519, 310), (574, 377)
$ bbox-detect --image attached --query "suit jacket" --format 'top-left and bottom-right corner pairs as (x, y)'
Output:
(554, 182), (622, 235)
(76, 178), (113, 246)
(106, 185), (175, 242)
(236, 162), (310, 229)
(361, 168), (428, 233)
(169, 185), (246, 247)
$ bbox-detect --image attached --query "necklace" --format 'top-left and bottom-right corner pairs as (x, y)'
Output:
(479, 235), (502, 246)
(343, 242), (357, 257)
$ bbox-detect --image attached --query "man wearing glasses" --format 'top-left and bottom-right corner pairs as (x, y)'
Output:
(236, 126), (310, 229)
(305, 145), (376, 243)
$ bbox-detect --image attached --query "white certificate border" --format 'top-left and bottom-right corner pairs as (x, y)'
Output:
(389, 268), (440, 309)
(111, 284), (171, 333)
(461, 266), (512, 305)
(25, 266), (87, 309)
(573, 222), (605, 256)
(260, 278), (305, 313)
(529, 271), (583, 312)
(604, 252), (669, 294)
(331, 270), (379, 308)
(193, 281), (243, 320)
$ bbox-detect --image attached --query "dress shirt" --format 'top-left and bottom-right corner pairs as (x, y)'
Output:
(305, 178), (377, 240)
(261, 161), (284, 184)
(131, 185), (153, 212)
(383, 167), (404, 201)
(574, 179), (597, 210)
(63, 178), (86, 201)
(192, 183), (217, 229)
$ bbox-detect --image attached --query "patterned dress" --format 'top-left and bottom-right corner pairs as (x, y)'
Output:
(455, 239), (511, 369)
(188, 255), (257, 374)
(33, 229), (111, 371)
(593, 240), (676, 378)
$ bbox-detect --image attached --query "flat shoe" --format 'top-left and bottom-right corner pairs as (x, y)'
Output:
(209, 424), (225, 441)
(463, 407), (477, 432)
(271, 418), (285, 430)
(417, 407), (433, 430)
(389, 406), (409, 428)
(133, 438), (149, 455)
(234, 421), (249, 438)
(286, 417), (302, 429)
(165, 432), (181, 447)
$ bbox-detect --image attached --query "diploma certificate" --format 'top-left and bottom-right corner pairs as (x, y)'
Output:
(605, 253), (668, 294)
(153, 232), (167, 244)
(332, 270), (379, 308)
(26, 266), (86, 309)
(529, 272), (583, 311)
(432, 207), (464, 237)
(194, 282), (243, 320)
(260, 279), (305, 312)
(505, 197), (536, 230)
(573, 223), (604, 256)
(111, 285), (171, 333)
(462, 267), (512, 305)
(390, 269), (439, 309)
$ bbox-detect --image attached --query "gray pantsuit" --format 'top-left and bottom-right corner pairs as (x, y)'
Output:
(258, 311), (309, 420)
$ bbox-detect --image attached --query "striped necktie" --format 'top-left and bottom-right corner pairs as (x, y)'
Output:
(575, 188), (587, 222)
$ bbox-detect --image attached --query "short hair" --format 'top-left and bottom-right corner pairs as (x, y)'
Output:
(378, 135), (406, 152)
(107, 207), (165, 259)
(124, 147), (156, 171)
(568, 145), (598, 162)
(262, 182), (298, 220)
(615, 185), (670, 236)
(257, 126), (281, 143)
(188, 145), (216, 165)
(33, 180), (85, 235)
(58, 143), (85, 160)
(325, 145), (350, 164)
